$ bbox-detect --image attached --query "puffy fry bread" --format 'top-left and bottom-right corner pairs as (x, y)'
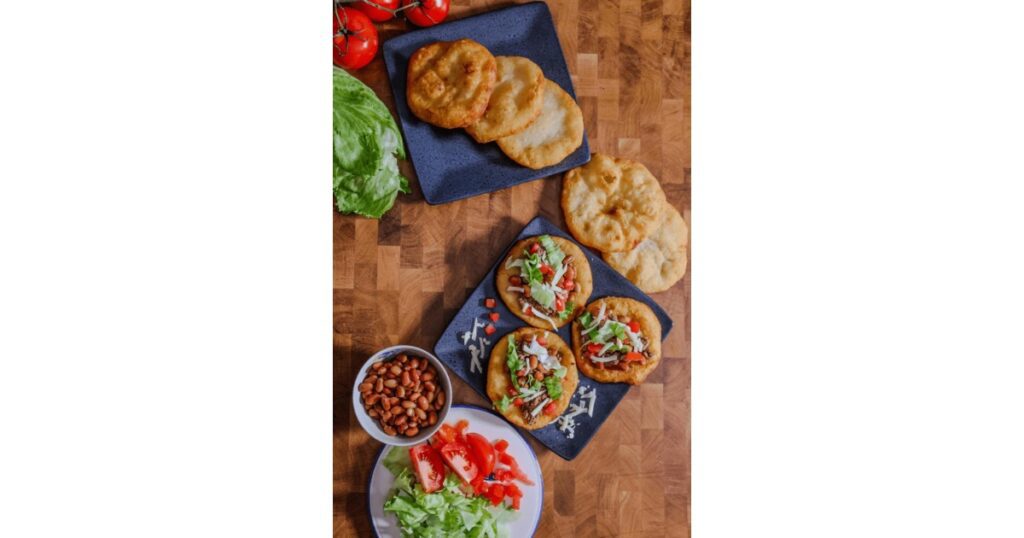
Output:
(496, 235), (593, 329)
(407, 39), (497, 129)
(571, 297), (662, 385)
(496, 79), (583, 169)
(487, 327), (578, 430)
(604, 205), (688, 293)
(561, 154), (667, 252)
(465, 56), (545, 143)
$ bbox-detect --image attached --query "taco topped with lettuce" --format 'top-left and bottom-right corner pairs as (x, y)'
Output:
(496, 234), (593, 330)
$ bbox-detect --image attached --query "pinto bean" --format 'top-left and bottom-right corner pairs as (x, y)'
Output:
(404, 427), (419, 437)
(418, 396), (429, 410)
(384, 379), (398, 388)
(358, 382), (373, 393)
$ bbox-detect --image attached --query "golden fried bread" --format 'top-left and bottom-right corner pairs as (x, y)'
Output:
(465, 56), (545, 143)
(496, 235), (593, 330)
(487, 327), (578, 430)
(407, 39), (497, 129)
(571, 297), (662, 385)
(604, 205), (688, 293)
(496, 79), (583, 169)
(561, 154), (667, 252)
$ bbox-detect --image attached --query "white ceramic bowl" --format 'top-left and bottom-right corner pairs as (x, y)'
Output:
(352, 345), (452, 446)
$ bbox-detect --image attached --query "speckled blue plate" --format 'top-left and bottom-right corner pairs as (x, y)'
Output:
(381, 2), (591, 205)
(433, 216), (673, 460)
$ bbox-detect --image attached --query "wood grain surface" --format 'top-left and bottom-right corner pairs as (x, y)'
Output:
(334, 0), (690, 535)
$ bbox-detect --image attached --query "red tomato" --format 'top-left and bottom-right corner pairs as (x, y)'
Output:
(506, 483), (522, 510)
(409, 444), (446, 493)
(498, 451), (534, 485)
(555, 298), (565, 312)
(402, 0), (449, 27)
(484, 298), (496, 308)
(489, 312), (500, 322)
(506, 386), (517, 397)
(435, 423), (457, 446)
(484, 324), (496, 335)
(471, 476), (489, 495)
(333, 7), (378, 70)
(627, 320), (641, 333)
(539, 264), (554, 276)
(513, 397), (523, 407)
(624, 351), (644, 362)
(455, 419), (469, 435)
(351, 0), (398, 21)
(494, 439), (509, 452)
(587, 343), (604, 355)
(439, 442), (479, 483)
(510, 494), (521, 510)
(529, 242), (540, 254)
(544, 401), (558, 415)
(484, 482), (505, 506)
(509, 275), (522, 285)
(523, 305), (533, 315)
(465, 432), (496, 477)
(535, 336), (547, 346)
(562, 279), (575, 291)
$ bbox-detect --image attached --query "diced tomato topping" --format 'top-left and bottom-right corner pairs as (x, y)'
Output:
(627, 320), (641, 333)
(488, 483), (505, 506)
(494, 439), (509, 452)
(509, 275), (522, 286)
(624, 351), (644, 362)
(489, 312), (499, 322)
(555, 298), (565, 312)
(435, 423), (457, 445)
(536, 336), (547, 346)
(513, 397), (523, 407)
(498, 451), (514, 466)
(471, 476), (488, 495)
(563, 280), (575, 291)
(523, 305), (532, 315)
(539, 264), (554, 276)
(587, 343), (604, 354)
(484, 324), (496, 335)
(506, 386), (517, 397)
(494, 468), (514, 482)
(484, 298), (496, 308)
(506, 482), (522, 497)
(544, 401), (558, 415)
(455, 419), (469, 434)
(511, 495), (521, 510)
(529, 242), (540, 254)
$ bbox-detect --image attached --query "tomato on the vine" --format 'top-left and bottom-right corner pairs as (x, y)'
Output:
(401, 0), (449, 27)
(333, 6), (379, 70)
(351, 0), (399, 22)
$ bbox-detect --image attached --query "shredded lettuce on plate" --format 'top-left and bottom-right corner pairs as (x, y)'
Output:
(333, 68), (410, 218)
(381, 447), (514, 537)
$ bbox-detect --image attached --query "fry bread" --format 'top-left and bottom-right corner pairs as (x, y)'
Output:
(571, 297), (662, 385)
(496, 79), (583, 169)
(465, 56), (545, 143)
(407, 39), (497, 129)
(604, 205), (688, 293)
(487, 327), (578, 430)
(561, 154), (667, 252)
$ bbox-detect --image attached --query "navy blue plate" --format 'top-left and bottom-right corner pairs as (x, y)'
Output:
(433, 216), (673, 460)
(381, 2), (591, 205)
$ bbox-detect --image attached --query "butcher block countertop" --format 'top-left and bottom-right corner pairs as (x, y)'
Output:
(334, 0), (690, 535)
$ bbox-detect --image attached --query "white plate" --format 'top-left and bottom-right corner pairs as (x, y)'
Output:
(367, 405), (544, 537)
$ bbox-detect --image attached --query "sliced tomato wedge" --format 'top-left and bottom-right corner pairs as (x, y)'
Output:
(439, 441), (479, 484)
(465, 432), (496, 478)
(409, 444), (446, 493)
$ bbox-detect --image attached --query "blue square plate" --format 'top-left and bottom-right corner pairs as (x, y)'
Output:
(381, 2), (591, 205)
(433, 216), (673, 460)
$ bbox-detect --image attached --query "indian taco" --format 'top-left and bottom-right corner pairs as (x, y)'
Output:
(487, 327), (579, 430)
(571, 296), (662, 385)
(496, 234), (593, 330)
